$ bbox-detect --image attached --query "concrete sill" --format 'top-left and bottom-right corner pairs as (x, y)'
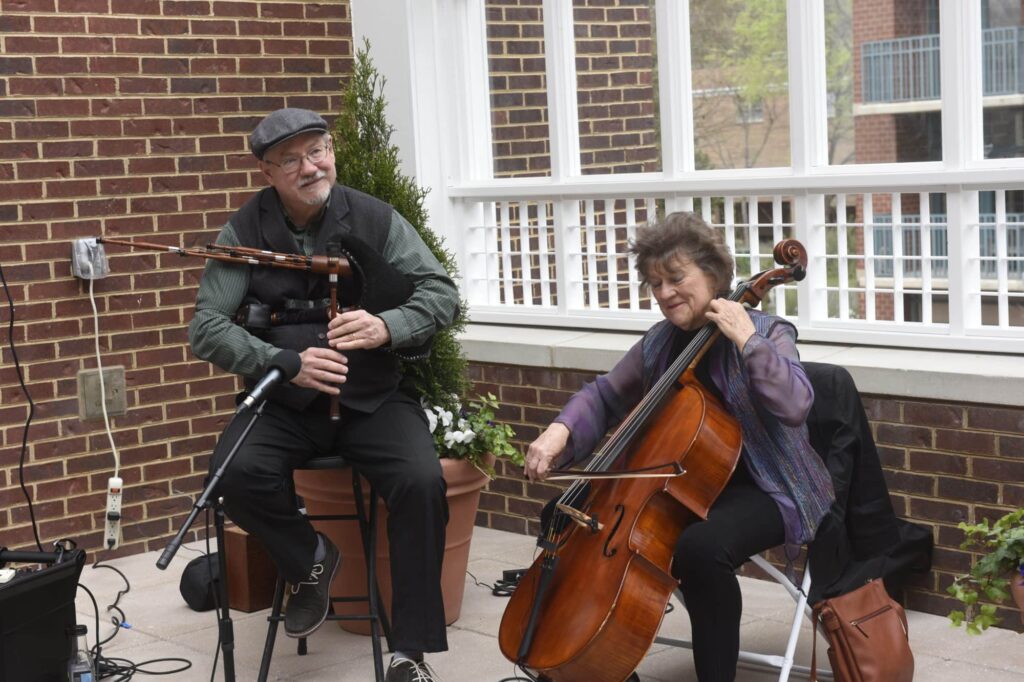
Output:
(458, 323), (1024, 407)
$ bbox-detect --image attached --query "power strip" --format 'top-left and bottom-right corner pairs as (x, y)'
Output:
(104, 476), (123, 550)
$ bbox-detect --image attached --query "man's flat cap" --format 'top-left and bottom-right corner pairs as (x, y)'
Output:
(249, 108), (328, 159)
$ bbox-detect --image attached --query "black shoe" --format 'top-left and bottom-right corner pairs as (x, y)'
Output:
(385, 657), (438, 682)
(284, 533), (340, 638)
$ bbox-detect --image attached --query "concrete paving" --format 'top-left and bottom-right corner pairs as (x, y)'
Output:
(75, 527), (1024, 681)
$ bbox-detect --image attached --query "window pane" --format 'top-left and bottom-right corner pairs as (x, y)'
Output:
(574, 0), (661, 174)
(690, 0), (791, 169)
(487, 1), (552, 178)
(982, 0), (1024, 160)
(843, 0), (943, 163)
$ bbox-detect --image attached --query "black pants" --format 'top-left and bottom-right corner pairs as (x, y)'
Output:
(671, 469), (785, 682)
(210, 391), (449, 654)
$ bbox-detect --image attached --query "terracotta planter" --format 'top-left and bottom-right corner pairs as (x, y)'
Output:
(293, 455), (494, 635)
(1011, 569), (1024, 624)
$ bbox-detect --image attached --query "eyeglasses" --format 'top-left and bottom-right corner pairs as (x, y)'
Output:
(264, 141), (332, 174)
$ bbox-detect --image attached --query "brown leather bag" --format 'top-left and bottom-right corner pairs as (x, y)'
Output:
(811, 578), (914, 682)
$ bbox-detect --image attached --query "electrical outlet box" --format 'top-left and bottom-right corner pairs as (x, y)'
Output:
(71, 238), (109, 279)
(77, 366), (127, 420)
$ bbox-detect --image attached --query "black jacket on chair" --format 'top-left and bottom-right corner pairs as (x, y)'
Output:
(803, 362), (933, 603)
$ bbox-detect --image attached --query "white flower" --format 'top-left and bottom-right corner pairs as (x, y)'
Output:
(433, 405), (453, 428)
(457, 418), (469, 431)
(443, 429), (477, 448)
(424, 408), (438, 433)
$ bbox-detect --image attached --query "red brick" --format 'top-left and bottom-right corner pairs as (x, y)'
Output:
(973, 457), (1024, 482)
(35, 56), (88, 74)
(935, 429), (996, 456)
(191, 19), (236, 35)
(213, 0), (257, 17)
(999, 434), (1024, 458)
(92, 98), (143, 116)
(238, 19), (281, 36)
(967, 405), (1024, 433)
(85, 16), (137, 34)
(120, 77), (170, 94)
(191, 58), (237, 75)
(42, 141), (94, 158)
(908, 449), (966, 474)
(14, 120), (68, 138)
(908, 497), (969, 524)
(936, 476), (999, 504)
(23, 201), (74, 221)
(62, 0), (111, 12)
(0, 181), (43, 201)
(115, 37), (166, 53)
(876, 423), (932, 448)
(163, 0), (210, 15)
(141, 18), (189, 35)
(8, 77), (64, 96)
(6, 36), (60, 54)
(87, 56), (140, 74)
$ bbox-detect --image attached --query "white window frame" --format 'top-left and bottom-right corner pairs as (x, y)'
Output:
(355, 0), (1024, 354)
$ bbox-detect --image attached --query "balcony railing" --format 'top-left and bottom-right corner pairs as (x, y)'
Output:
(872, 213), (1024, 279)
(861, 27), (1023, 104)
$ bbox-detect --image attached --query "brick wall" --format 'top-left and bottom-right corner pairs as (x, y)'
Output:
(0, 0), (351, 558)
(470, 359), (1024, 629)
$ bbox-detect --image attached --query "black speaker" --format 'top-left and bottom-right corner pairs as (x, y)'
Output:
(0, 548), (86, 682)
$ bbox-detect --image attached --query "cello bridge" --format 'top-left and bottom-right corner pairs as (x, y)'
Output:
(555, 503), (604, 533)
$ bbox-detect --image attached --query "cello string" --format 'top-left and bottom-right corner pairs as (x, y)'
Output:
(559, 280), (749, 505)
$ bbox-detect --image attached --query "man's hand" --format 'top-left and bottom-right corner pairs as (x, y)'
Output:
(327, 309), (391, 351)
(524, 423), (571, 482)
(293, 347), (348, 395)
(705, 298), (756, 352)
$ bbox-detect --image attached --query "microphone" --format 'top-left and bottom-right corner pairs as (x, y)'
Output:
(237, 349), (303, 413)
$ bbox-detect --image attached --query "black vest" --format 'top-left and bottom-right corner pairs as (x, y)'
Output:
(232, 184), (406, 413)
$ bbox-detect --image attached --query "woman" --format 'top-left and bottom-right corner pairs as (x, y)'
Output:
(524, 212), (834, 682)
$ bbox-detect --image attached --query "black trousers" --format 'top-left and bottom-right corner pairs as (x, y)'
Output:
(210, 390), (449, 654)
(671, 469), (785, 682)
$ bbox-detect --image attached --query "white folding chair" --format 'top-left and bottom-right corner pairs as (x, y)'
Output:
(654, 555), (833, 681)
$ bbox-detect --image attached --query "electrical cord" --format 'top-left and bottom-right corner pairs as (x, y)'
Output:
(78, 558), (193, 680)
(86, 260), (120, 477)
(466, 568), (526, 598)
(0, 259), (43, 551)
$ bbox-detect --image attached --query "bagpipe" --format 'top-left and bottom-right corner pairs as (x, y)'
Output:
(98, 233), (429, 420)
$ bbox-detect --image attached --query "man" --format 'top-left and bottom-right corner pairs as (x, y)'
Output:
(188, 108), (458, 682)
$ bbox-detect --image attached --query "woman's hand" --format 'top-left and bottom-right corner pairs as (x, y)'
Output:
(525, 423), (571, 482)
(705, 299), (756, 351)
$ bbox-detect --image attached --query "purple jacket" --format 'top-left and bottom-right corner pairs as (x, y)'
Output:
(554, 313), (834, 551)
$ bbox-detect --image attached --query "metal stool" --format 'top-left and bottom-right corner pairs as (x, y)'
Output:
(257, 456), (392, 681)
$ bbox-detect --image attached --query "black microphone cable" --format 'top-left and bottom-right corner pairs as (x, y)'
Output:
(0, 259), (42, 551)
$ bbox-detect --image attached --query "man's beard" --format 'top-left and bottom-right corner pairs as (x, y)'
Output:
(297, 171), (331, 206)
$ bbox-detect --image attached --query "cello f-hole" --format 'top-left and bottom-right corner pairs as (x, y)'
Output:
(602, 504), (626, 558)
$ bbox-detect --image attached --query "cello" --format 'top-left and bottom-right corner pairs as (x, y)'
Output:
(498, 239), (808, 682)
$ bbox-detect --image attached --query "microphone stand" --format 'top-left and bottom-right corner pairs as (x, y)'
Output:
(156, 401), (266, 682)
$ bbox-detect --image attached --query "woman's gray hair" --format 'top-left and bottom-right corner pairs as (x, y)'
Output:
(630, 211), (734, 297)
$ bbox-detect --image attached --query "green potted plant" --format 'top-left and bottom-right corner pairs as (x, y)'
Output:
(948, 507), (1024, 634)
(295, 39), (522, 631)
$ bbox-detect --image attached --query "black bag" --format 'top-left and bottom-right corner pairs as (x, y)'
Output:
(179, 553), (219, 612)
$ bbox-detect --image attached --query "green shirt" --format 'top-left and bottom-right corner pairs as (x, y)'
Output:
(188, 207), (458, 380)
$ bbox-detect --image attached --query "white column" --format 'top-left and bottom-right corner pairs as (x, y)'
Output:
(786, 0), (827, 174)
(655, 0), (695, 180)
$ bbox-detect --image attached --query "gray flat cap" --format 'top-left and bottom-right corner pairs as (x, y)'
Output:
(249, 108), (328, 159)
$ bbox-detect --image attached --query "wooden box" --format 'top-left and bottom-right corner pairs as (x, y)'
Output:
(223, 526), (277, 612)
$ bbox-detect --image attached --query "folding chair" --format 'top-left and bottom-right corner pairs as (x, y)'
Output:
(654, 555), (832, 680)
